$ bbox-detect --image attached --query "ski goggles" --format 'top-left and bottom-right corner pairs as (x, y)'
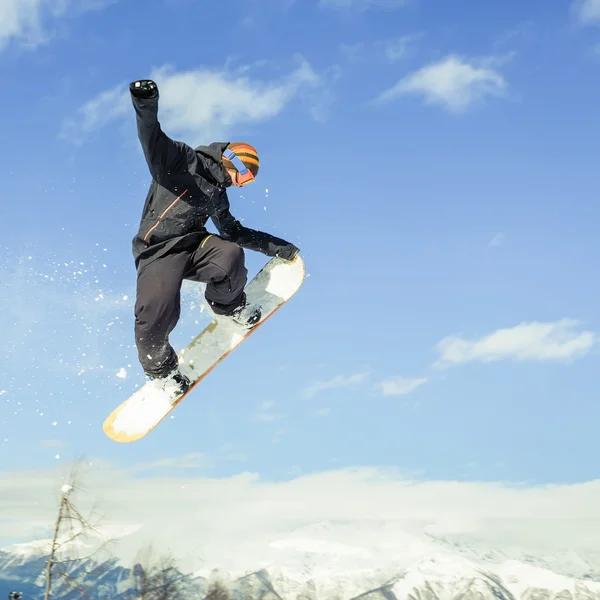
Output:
(223, 148), (255, 187)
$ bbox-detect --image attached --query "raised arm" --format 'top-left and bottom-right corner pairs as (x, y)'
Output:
(129, 80), (187, 181)
(212, 204), (299, 261)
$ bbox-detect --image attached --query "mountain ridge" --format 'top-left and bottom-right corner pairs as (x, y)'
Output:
(1, 525), (599, 600)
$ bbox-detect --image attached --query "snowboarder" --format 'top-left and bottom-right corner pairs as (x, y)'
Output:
(128, 79), (300, 397)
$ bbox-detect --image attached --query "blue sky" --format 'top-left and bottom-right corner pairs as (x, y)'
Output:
(1, 0), (600, 542)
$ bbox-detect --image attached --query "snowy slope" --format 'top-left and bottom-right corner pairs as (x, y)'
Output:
(190, 522), (600, 600)
(0, 547), (202, 600)
(1, 522), (599, 600)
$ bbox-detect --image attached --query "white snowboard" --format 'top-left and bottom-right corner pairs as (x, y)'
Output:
(103, 255), (305, 443)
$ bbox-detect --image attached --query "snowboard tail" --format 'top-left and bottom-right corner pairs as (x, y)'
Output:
(103, 255), (305, 443)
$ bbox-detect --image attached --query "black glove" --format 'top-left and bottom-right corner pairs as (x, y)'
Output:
(274, 242), (300, 261)
(130, 80), (158, 99)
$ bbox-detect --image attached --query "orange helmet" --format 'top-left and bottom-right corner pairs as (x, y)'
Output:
(222, 142), (259, 186)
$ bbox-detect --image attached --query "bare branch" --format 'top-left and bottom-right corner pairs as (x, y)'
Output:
(53, 564), (90, 600)
(130, 543), (194, 600)
(205, 580), (231, 600)
(43, 457), (115, 600)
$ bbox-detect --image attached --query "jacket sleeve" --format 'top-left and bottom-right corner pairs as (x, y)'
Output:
(131, 92), (187, 181)
(211, 207), (293, 257)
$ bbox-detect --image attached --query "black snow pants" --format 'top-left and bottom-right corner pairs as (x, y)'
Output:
(134, 234), (248, 378)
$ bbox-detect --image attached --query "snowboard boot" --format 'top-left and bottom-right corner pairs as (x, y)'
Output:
(229, 300), (262, 328)
(230, 303), (262, 329)
(149, 368), (191, 399)
(208, 293), (262, 328)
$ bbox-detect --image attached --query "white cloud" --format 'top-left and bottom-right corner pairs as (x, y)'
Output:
(60, 58), (327, 145)
(435, 319), (596, 367)
(252, 412), (286, 423)
(379, 376), (428, 396)
(376, 33), (422, 62)
(376, 54), (507, 113)
(0, 0), (118, 51)
(486, 232), (505, 252)
(134, 452), (210, 471)
(303, 370), (370, 398)
(321, 0), (408, 10)
(338, 42), (366, 62)
(251, 401), (285, 422)
(340, 34), (421, 64)
(1, 461), (600, 579)
(574, 0), (600, 23)
(272, 428), (287, 443)
(59, 83), (130, 143)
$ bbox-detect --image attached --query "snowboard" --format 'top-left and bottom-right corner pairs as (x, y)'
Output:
(103, 254), (305, 443)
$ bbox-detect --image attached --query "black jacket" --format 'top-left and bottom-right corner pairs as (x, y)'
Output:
(130, 91), (294, 268)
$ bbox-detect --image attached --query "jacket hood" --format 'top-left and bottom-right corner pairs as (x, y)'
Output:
(194, 142), (230, 186)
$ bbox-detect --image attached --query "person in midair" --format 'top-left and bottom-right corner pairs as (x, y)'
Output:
(128, 79), (300, 397)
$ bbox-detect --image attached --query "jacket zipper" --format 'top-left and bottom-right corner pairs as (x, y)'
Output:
(143, 189), (188, 244)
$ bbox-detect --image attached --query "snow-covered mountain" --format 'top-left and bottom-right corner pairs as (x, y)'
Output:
(0, 542), (203, 600)
(1, 524), (599, 600)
